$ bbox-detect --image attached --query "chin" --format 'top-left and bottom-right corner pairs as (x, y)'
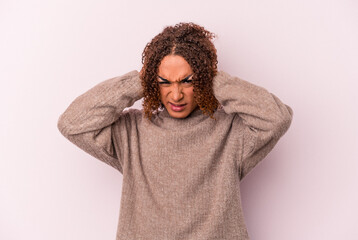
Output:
(168, 111), (190, 119)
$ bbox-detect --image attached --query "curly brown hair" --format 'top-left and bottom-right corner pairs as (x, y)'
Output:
(140, 22), (222, 121)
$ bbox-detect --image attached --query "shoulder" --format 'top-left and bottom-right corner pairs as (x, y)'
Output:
(214, 108), (248, 130)
(121, 108), (143, 120)
(113, 108), (143, 128)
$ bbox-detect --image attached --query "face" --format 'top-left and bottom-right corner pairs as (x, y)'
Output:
(157, 54), (199, 119)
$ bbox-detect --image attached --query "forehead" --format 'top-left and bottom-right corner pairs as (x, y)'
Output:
(158, 55), (193, 79)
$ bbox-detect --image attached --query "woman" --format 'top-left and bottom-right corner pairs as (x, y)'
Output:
(58, 22), (293, 240)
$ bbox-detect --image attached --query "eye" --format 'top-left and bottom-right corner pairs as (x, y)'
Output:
(158, 81), (170, 85)
(182, 74), (194, 84)
(182, 79), (192, 84)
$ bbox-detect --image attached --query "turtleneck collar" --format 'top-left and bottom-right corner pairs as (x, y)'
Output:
(153, 106), (212, 130)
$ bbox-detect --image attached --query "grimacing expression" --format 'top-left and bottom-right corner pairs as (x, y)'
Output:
(157, 54), (199, 119)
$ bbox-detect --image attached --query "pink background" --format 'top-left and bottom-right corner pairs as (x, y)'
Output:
(1, 0), (357, 239)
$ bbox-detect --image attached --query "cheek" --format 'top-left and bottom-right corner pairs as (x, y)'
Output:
(159, 88), (167, 99)
(186, 88), (195, 97)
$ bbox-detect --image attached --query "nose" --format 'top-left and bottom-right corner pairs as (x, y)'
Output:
(171, 83), (184, 102)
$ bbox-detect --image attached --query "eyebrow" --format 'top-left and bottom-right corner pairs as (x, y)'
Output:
(157, 74), (193, 82)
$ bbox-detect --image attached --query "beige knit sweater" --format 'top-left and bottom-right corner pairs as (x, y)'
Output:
(57, 70), (293, 240)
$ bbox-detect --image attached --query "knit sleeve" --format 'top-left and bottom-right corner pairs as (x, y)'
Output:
(212, 71), (293, 181)
(57, 70), (143, 173)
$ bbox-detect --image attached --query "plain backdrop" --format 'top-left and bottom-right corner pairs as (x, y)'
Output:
(1, 0), (357, 239)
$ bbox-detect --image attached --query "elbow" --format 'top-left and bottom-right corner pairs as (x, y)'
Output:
(57, 114), (69, 137)
(272, 104), (293, 138)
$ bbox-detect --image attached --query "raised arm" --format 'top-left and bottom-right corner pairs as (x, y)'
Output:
(57, 70), (143, 173)
(213, 71), (293, 180)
